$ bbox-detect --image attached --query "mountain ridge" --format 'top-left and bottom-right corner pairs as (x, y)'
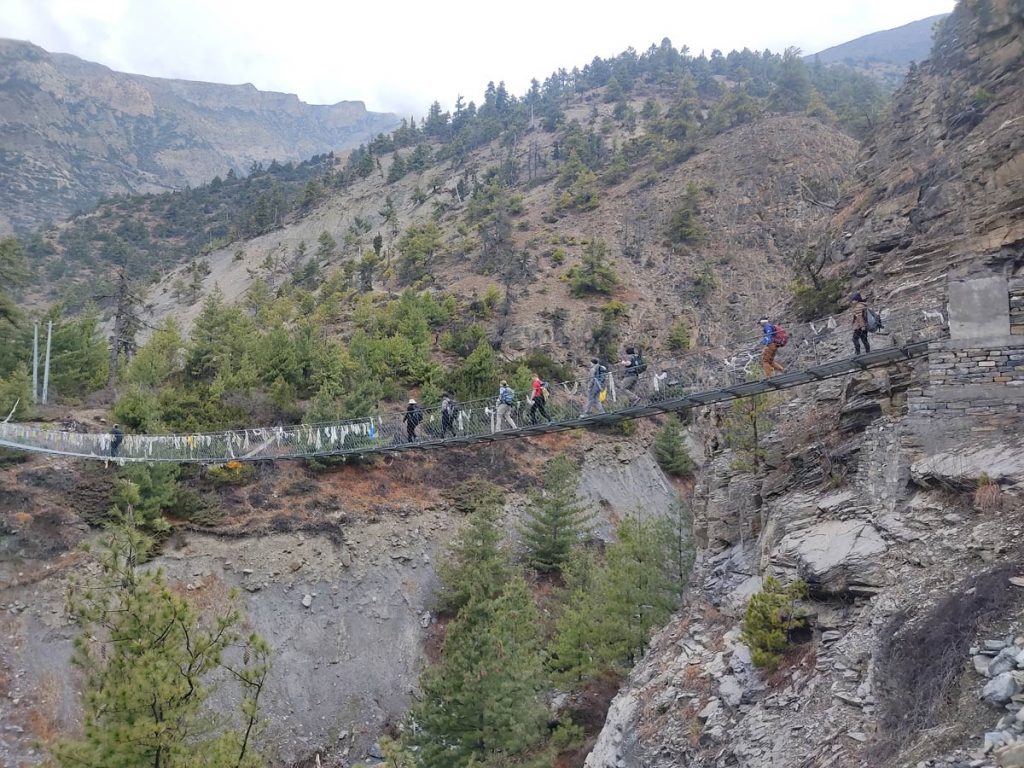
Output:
(0, 38), (400, 234)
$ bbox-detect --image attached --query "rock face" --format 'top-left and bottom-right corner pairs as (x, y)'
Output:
(824, 0), (1024, 306)
(0, 39), (399, 233)
(585, 3), (1024, 765)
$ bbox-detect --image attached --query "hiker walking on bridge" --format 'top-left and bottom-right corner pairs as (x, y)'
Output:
(110, 424), (124, 457)
(618, 346), (645, 405)
(580, 358), (608, 417)
(529, 375), (552, 424)
(496, 380), (517, 431)
(759, 318), (786, 379)
(850, 293), (871, 355)
(403, 399), (423, 442)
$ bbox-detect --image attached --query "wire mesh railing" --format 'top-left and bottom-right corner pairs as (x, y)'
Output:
(0, 305), (948, 464)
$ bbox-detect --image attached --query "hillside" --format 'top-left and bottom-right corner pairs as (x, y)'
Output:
(807, 13), (949, 89)
(3, 7), (1022, 767)
(587, 1), (1024, 766)
(0, 39), (399, 234)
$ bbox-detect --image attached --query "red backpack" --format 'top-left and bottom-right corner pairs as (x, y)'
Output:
(773, 327), (789, 347)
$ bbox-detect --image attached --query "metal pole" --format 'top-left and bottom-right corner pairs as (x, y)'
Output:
(32, 322), (39, 403)
(42, 320), (53, 405)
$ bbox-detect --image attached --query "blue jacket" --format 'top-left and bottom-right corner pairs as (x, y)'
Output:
(760, 323), (776, 346)
(498, 385), (514, 405)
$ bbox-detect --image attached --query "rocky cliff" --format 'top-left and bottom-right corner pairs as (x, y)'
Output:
(0, 39), (399, 233)
(586, 2), (1024, 766)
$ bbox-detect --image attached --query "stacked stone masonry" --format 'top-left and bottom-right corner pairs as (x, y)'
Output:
(908, 343), (1024, 423)
(1011, 283), (1024, 335)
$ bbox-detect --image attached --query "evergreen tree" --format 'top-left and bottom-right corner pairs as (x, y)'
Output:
(653, 414), (695, 477)
(741, 575), (808, 670)
(52, 513), (270, 768)
(521, 453), (591, 573)
(413, 576), (547, 768)
(0, 237), (28, 329)
(550, 515), (677, 682)
(436, 482), (510, 613)
(724, 385), (776, 471)
(569, 239), (618, 296)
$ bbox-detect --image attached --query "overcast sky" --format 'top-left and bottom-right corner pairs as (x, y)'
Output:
(3, 0), (955, 115)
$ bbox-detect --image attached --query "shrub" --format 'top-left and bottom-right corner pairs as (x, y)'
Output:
(205, 461), (256, 486)
(741, 576), (808, 670)
(667, 317), (690, 352)
(792, 276), (846, 321)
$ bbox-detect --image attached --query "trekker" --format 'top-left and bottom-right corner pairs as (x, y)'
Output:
(403, 399), (423, 442)
(580, 358), (607, 417)
(850, 293), (871, 355)
(110, 423), (124, 458)
(758, 318), (786, 379)
(440, 392), (458, 438)
(496, 380), (517, 430)
(618, 346), (645, 404)
(529, 375), (552, 424)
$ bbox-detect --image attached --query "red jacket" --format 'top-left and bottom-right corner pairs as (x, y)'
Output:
(532, 379), (544, 398)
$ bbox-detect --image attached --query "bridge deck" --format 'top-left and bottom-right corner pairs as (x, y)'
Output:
(0, 341), (932, 464)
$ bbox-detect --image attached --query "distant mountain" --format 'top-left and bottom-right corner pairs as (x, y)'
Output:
(806, 14), (950, 89)
(0, 39), (400, 233)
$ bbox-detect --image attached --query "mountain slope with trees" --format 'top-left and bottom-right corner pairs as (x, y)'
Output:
(0, 39), (399, 235)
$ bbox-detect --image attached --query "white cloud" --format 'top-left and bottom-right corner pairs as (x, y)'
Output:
(2, 0), (956, 114)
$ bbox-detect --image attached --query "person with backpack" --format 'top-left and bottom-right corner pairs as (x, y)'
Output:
(403, 398), (423, 442)
(580, 358), (608, 417)
(110, 423), (124, 458)
(529, 374), (552, 425)
(758, 318), (787, 379)
(496, 380), (517, 431)
(850, 293), (871, 355)
(440, 392), (458, 438)
(618, 346), (646, 404)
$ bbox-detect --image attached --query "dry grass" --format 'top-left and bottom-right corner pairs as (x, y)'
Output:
(869, 560), (1024, 764)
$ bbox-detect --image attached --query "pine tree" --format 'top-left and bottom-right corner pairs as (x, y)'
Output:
(724, 386), (776, 471)
(653, 414), (695, 477)
(436, 482), (510, 613)
(52, 512), (270, 768)
(521, 453), (591, 573)
(413, 576), (547, 768)
(741, 575), (808, 670)
(550, 515), (678, 682)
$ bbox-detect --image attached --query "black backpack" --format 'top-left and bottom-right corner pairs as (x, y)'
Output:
(633, 351), (648, 374)
(866, 308), (883, 333)
(596, 364), (608, 386)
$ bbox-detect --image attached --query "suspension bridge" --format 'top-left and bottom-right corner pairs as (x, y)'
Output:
(0, 307), (947, 465)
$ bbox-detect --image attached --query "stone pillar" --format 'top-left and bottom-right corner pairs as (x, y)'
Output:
(947, 275), (1011, 340)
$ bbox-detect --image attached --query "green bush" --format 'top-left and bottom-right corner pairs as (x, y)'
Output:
(741, 576), (808, 670)
(667, 318), (691, 352)
(792, 276), (846, 321)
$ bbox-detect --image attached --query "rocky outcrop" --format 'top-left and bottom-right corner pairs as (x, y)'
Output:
(824, 0), (1024, 304)
(0, 39), (399, 233)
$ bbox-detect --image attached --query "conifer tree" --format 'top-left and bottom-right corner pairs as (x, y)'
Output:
(550, 515), (678, 682)
(436, 481), (509, 613)
(413, 576), (547, 768)
(521, 453), (591, 573)
(653, 414), (695, 477)
(52, 512), (270, 768)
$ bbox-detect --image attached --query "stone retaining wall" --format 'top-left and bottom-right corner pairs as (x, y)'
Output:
(1011, 281), (1023, 335)
(908, 337), (1024, 444)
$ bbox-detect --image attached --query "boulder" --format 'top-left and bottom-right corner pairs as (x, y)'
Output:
(774, 520), (887, 595)
(991, 647), (1020, 677)
(996, 742), (1024, 767)
(983, 672), (1021, 705)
